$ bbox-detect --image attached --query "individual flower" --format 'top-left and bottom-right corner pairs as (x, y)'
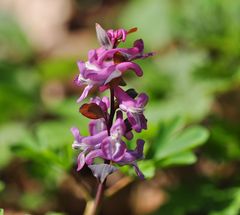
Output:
(115, 86), (148, 132)
(71, 119), (108, 171)
(85, 111), (127, 165)
(107, 28), (128, 47)
(118, 139), (145, 179)
(96, 39), (153, 64)
(75, 53), (143, 102)
(96, 23), (137, 49)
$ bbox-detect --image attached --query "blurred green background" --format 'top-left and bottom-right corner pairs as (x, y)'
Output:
(0, 0), (240, 214)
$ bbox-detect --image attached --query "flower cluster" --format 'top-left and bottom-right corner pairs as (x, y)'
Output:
(71, 24), (152, 179)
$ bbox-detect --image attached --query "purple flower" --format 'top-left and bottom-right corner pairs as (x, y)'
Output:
(107, 28), (128, 47)
(115, 86), (148, 132)
(71, 24), (152, 179)
(88, 118), (107, 136)
(75, 52), (144, 102)
(101, 112), (127, 162)
(71, 112), (127, 170)
(71, 119), (108, 171)
(96, 23), (136, 49)
(85, 112), (127, 164)
(118, 139), (145, 179)
(97, 39), (153, 64)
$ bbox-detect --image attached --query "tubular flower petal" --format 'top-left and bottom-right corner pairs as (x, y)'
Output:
(115, 87), (148, 132)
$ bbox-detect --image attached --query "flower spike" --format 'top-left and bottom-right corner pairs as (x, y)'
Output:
(71, 23), (152, 179)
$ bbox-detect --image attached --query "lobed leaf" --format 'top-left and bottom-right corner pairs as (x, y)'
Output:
(154, 126), (209, 160)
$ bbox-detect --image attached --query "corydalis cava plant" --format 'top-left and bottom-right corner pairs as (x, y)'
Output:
(71, 24), (152, 182)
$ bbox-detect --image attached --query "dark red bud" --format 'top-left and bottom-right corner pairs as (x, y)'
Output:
(79, 103), (104, 119)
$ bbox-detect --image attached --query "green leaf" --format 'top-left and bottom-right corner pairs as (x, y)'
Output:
(138, 160), (156, 179)
(0, 122), (28, 168)
(155, 126), (209, 160)
(146, 117), (185, 159)
(157, 151), (197, 168)
(147, 117), (209, 168)
(19, 192), (46, 211)
(38, 58), (76, 81)
(210, 189), (240, 215)
(35, 121), (72, 149)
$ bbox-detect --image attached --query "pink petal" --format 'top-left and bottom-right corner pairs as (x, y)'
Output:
(101, 138), (126, 162)
(77, 84), (93, 103)
(85, 149), (104, 165)
(77, 152), (86, 171)
(116, 62), (143, 77)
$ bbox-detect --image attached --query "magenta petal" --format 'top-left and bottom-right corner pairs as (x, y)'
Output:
(127, 112), (140, 132)
(85, 149), (104, 165)
(97, 47), (133, 63)
(86, 72), (107, 82)
(127, 112), (147, 132)
(102, 96), (110, 108)
(101, 138), (126, 162)
(114, 86), (135, 104)
(77, 61), (86, 74)
(136, 93), (149, 107)
(88, 49), (97, 63)
(118, 139), (144, 164)
(110, 117), (126, 136)
(104, 70), (122, 84)
(99, 85), (109, 92)
(97, 49), (118, 63)
(116, 62), (143, 77)
(134, 39), (144, 52)
(71, 127), (80, 140)
(139, 114), (147, 130)
(136, 139), (145, 158)
(89, 119), (106, 136)
(77, 152), (85, 171)
(90, 96), (109, 112)
(77, 84), (93, 103)
(82, 130), (108, 145)
(71, 127), (83, 143)
(132, 163), (145, 180)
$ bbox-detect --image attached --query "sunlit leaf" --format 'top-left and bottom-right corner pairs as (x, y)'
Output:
(157, 151), (197, 168)
(154, 126), (209, 160)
